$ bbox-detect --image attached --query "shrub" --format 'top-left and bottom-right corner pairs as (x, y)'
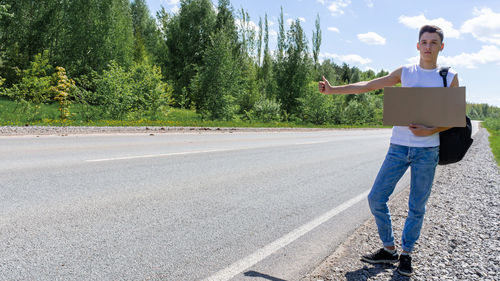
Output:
(3, 51), (54, 121)
(130, 63), (173, 120)
(4, 51), (53, 105)
(298, 82), (330, 124)
(95, 61), (134, 120)
(251, 98), (281, 122)
(51, 67), (76, 120)
(484, 118), (500, 131)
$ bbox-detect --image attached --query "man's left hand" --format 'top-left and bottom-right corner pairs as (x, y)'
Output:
(409, 124), (437, 136)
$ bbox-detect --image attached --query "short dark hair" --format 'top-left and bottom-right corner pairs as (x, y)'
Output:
(419, 25), (444, 42)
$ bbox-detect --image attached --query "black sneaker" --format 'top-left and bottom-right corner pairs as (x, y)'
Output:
(361, 248), (399, 264)
(397, 254), (413, 276)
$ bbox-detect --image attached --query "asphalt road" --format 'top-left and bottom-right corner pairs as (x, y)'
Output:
(1, 128), (431, 280)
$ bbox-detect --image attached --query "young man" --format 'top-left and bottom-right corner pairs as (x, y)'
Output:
(318, 25), (459, 276)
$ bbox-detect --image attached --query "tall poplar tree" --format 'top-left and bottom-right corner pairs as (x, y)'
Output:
(312, 14), (322, 69)
(276, 19), (311, 116)
(260, 14), (275, 99)
(277, 6), (285, 58)
(257, 16), (263, 67)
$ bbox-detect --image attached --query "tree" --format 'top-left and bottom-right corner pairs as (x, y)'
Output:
(0, 3), (12, 20)
(165, 0), (216, 107)
(340, 63), (352, 83)
(275, 19), (312, 117)
(260, 14), (275, 100)
(312, 14), (321, 68)
(277, 6), (286, 58)
(191, 27), (240, 120)
(55, 0), (134, 77)
(256, 16), (263, 67)
(131, 0), (161, 64)
(155, 6), (171, 78)
(215, 0), (239, 54)
(237, 8), (256, 58)
(0, 0), (62, 84)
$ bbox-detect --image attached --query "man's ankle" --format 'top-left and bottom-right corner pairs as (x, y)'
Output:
(384, 246), (396, 254)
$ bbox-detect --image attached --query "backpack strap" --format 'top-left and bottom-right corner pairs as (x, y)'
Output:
(439, 66), (450, 87)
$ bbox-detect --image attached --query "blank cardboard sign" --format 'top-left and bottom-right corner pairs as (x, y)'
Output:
(383, 87), (466, 127)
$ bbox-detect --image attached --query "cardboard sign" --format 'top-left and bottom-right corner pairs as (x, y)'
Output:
(383, 87), (466, 127)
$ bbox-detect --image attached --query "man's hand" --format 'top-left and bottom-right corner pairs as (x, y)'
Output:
(318, 76), (332, 94)
(409, 124), (437, 136)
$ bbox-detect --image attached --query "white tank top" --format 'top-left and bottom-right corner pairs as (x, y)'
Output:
(390, 64), (458, 147)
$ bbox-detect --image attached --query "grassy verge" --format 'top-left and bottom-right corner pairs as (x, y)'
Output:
(0, 98), (388, 129)
(483, 118), (500, 166)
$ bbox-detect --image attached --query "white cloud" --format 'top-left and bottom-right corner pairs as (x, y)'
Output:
(399, 14), (460, 39)
(357, 32), (386, 45)
(365, 0), (374, 8)
(171, 6), (179, 14)
(407, 45), (500, 69)
(269, 29), (278, 39)
(163, 0), (179, 5)
(235, 19), (260, 34)
(286, 17), (305, 26)
(328, 27), (340, 33)
(327, 0), (351, 16)
(461, 8), (500, 45)
(321, 52), (372, 65)
(317, 0), (326, 4)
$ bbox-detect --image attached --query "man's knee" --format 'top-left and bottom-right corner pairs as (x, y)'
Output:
(368, 193), (387, 209)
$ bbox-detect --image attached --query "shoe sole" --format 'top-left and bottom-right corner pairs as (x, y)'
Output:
(360, 257), (399, 264)
(397, 268), (413, 277)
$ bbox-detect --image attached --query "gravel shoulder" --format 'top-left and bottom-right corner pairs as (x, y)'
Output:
(302, 127), (500, 281)
(0, 126), (385, 137)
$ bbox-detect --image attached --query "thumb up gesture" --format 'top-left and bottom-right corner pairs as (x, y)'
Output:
(318, 76), (332, 94)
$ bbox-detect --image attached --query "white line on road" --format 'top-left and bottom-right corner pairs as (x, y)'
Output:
(203, 189), (371, 281)
(86, 141), (332, 162)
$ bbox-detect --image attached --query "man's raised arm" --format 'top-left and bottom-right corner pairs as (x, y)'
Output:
(319, 67), (402, 95)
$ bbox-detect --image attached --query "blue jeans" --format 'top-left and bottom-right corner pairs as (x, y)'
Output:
(368, 144), (439, 253)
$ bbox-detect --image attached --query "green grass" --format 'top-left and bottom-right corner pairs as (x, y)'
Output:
(483, 118), (500, 166)
(488, 131), (500, 166)
(0, 97), (389, 129)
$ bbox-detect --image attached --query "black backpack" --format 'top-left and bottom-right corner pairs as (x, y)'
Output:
(437, 67), (473, 165)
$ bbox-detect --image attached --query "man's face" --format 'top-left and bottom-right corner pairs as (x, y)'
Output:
(417, 32), (444, 62)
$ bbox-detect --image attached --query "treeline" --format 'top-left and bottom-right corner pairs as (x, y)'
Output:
(8, 0), (487, 126)
(467, 103), (500, 120)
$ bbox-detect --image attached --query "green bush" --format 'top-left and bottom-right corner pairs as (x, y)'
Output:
(250, 98), (281, 122)
(341, 93), (382, 125)
(93, 61), (173, 120)
(95, 61), (134, 120)
(298, 82), (327, 124)
(484, 118), (500, 131)
(2, 51), (54, 121)
(130, 63), (172, 120)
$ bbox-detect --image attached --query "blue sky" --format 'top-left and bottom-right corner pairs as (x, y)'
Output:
(147, 0), (500, 106)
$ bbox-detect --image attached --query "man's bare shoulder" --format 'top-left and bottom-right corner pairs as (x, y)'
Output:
(381, 67), (403, 85)
(389, 67), (403, 79)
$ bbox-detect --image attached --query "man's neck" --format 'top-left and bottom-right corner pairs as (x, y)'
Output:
(419, 59), (437, 69)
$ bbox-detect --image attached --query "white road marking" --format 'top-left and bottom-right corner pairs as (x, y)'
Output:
(86, 141), (332, 162)
(203, 190), (370, 281)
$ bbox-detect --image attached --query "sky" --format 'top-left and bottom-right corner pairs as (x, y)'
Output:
(147, 0), (500, 107)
